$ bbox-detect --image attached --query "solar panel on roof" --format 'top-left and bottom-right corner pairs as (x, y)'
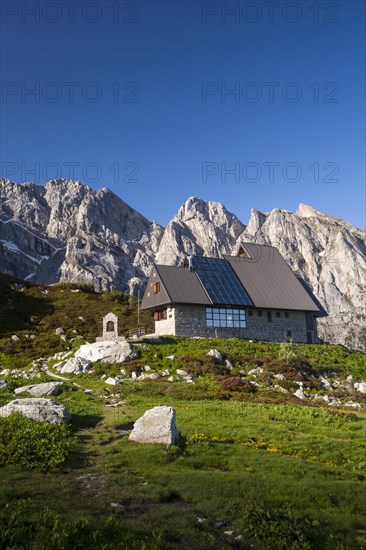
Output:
(191, 257), (253, 306)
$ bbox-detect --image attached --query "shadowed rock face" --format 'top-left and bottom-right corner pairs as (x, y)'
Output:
(1, 179), (365, 350)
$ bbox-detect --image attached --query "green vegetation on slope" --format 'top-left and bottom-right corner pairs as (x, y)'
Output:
(0, 274), (153, 360)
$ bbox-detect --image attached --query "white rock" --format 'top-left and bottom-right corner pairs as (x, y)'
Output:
(55, 327), (65, 336)
(143, 365), (151, 371)
(294, 388), (305, 400)
(162, 369), (170, 376)
(129, 406), (179, 445)
(207, 349), (223, 362)
(320, 376), (332, 391)
(176, 369), (188, 376)
(52, 351), (72, 361)
(137, 373), (160, 381)
(54, 356), (91, 375)
(274, 384), (288, 393)
(0, 379), (8, 390)
(347, 375), (353, 382)
(273, 373), (286, 381)
(345, 401), (362, 408)
(248, 367), (264, 376)
(354, 381), (366, 394)
(14, 381), (63, 397)
(167, 376), (174, 382)
(0, 398), (70, 424)
(75, 339), (134, 364)
(105, 377), (117, 385)
(11, 335), (19, 341)
(166, 355), (175, 360)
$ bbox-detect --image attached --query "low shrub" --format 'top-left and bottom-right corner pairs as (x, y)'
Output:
(219, 377), (257, 393)
(0, 413), (75, 470)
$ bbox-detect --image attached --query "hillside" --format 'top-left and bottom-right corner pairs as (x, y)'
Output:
(0, 274), (153, 361)
(1, 178), (365, 352)
(1, 279), (366, 548)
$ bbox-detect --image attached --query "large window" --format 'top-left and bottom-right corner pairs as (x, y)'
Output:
(205, 307), (246, 328)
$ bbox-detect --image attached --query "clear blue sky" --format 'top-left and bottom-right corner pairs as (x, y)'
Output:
(0, 0), (365, 228)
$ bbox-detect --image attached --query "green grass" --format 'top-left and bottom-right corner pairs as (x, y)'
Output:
(1, 378), (365, 549)
(1, 276), (366, 548)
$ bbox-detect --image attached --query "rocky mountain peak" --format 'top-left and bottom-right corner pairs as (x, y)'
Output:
(0, 179), (365, 350)
(156, 196), (245, 265)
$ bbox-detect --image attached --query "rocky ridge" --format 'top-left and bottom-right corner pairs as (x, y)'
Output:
(0, 178), (365, 350)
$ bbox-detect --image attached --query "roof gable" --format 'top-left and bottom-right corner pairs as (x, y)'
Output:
(140, 267), (172, 310)
(140, 264), (210, 310)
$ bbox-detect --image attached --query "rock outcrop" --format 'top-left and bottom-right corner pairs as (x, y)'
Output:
(54, 356), (92, 374)
(0, 398), (71, 423)
(74, 339), (135, 364)
(240, 204), (366, 350)
(156, 197), (245, 265)
(14, 381), (63, 397)
(129, 406), (179, 445)
(0, 178), (163, 293)
(1, 178), (365, 350)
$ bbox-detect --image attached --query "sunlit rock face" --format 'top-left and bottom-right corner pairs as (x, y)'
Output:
(1, 178), (365, 350)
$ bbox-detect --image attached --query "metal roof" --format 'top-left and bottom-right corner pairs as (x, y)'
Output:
(224, 243), (321, 312)
(140, 243), (323, 313)
(140, 264), (210, 310)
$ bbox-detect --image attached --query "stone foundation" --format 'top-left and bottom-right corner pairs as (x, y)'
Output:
(154, 305), (316, 343)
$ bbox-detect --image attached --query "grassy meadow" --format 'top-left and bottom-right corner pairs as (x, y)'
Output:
(0, 277), (366, 549)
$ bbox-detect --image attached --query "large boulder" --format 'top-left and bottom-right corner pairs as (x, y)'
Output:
(14, 381), (63, 397)
(75, 339), (135, 364)
(0, 398), (70, 424)
(354, 381), (366, 394)
(54, 356), (92, 374)
(129, 406), (179, 445)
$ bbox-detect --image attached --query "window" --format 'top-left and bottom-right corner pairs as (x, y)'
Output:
(286, 330), (292, 339)
(205, 307), (246, 328)
(248, 310), (253, 317)
(153, 282), (161, 295)
(267, 311), (272, 322)
(258, 311), (263, 317)
(276, 311), (281, 318)
(284, 311), (289, 318)
(154, 309), (167, 321)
